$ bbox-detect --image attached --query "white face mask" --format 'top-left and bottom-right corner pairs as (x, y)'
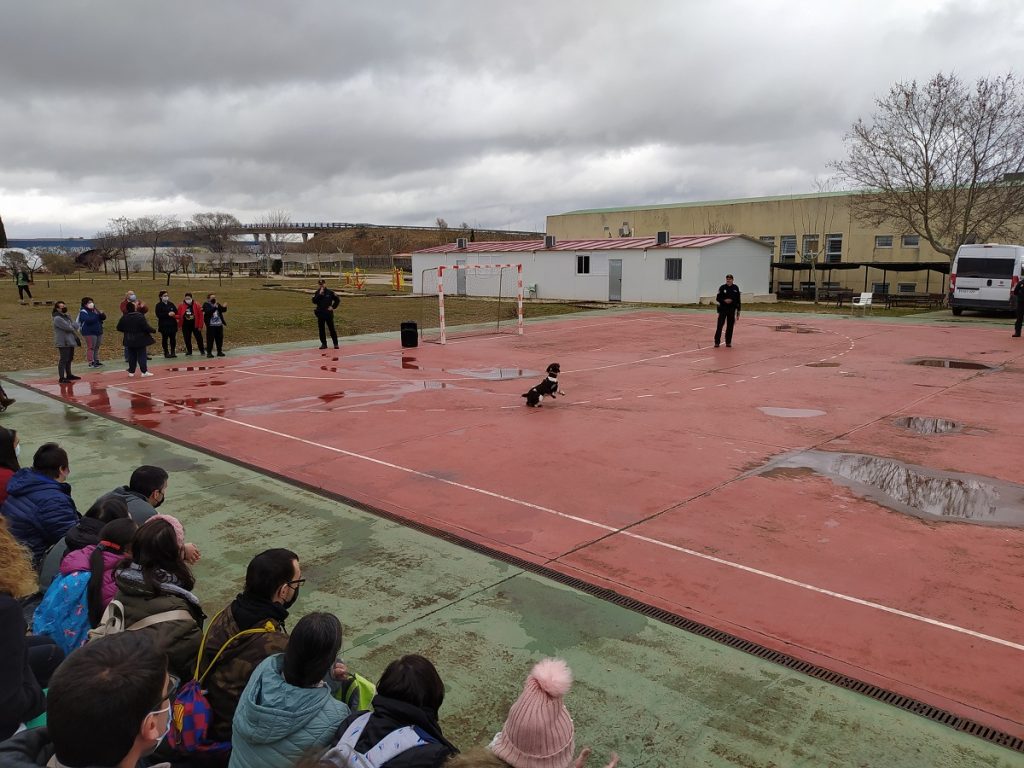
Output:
(185, 299), (192, 305)
(86, 302), (95, 309)
(148, 705), (171, 752)
(14, 444), (20, 458)
(128, 294), (137, 302)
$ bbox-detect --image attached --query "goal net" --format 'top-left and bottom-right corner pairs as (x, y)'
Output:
(418, 263), (524, 344)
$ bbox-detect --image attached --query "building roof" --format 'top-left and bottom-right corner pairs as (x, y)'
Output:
(556, 189), (858, 216)
(414, 234), (756, 254)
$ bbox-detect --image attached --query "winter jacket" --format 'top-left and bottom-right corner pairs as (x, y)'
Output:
(202, 300), (227, 327)
(0, 728), (170, 768)
(0, 465), (14, 507)
(0, 593), (46, 742)
(33, 543), (124, 655)
(119, 298), (149, 315)
(38, 516), (106, 588)
(1, 469), (79, 567)
(177, 300), (204, 329)
(334, 695), (458, 768)
(115, 311), (156, 349)
(110, 563), (205, 681)
(99, 485), (157, 525)
(202, 595), (290, 743)
(229, 654), (350, 768)
(77, 307), (107, 337)
(155, 299), (178, 332)
(312, 287), (341, 315)
(52, 312), (81, 348)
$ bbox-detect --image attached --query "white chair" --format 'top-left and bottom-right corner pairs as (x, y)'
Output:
(851, 292), (873, 314)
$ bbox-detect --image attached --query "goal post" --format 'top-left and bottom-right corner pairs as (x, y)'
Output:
(420, 263), (524, 345)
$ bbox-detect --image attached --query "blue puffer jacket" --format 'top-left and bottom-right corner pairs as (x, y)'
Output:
(229, 654), (350, 768)
(0, 469), (79, 566)
(77, 307), (106, 336)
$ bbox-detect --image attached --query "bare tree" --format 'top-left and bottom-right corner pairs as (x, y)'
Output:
(703, 219), (735, 235)
(435, 217), (449, 244)
(1, 248), (29, 275)
(257, 210), (292, 275)
(791, 180), (840, 303)
(39, 249), (77, 276)
(104, 217), (138, 279)
(134, 215), (179, 278)
(155, 247), (193, 286)
(190, 211), (242, 253)
(834, 72), (1024, 258)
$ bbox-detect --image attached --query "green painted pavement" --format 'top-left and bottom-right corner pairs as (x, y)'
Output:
(1, 381), (1020, 768)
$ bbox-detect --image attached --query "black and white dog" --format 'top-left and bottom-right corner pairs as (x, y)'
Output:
(522, 363), (564, 407)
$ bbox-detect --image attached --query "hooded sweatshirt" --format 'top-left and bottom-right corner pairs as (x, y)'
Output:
(229, 654), (350, 768)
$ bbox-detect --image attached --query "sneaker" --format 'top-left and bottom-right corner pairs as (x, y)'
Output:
(207, 354), (214, 358)
(217, 352), (225, 357)
(58, 378), (69, 384)
(714, 343), (720, 348)
(95, 361), (103, 366)
(726, 344), (732, 348)
(127, 372), (135, 377)
(185, 351), (193, 356)
(67, 375), (82, 380)
(141, 372), (154, 377)
(319, 345), (328, 350)
(334, 344), (340, 349)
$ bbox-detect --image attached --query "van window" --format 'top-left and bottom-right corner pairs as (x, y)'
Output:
(955, 257), (1014, 278)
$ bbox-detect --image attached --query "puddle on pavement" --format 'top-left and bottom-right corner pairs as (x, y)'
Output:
(894, 416), (962, 435)
(774, 324), (818, 333)
(754, 451), (1024, 527)
(759, 406), (826, 418)
(908, 358), (997, 370)
(446, 367), (538, 380)
(805, 362), (839, 368)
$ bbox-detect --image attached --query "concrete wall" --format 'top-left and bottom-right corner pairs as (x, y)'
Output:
(412, 239), (771, 303)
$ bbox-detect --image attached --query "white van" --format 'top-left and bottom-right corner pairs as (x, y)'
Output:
(949, 243), (1024, 315)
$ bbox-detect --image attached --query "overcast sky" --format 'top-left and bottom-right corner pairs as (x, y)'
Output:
(2, 0), (1023, 238)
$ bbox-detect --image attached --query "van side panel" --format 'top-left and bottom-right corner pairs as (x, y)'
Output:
(950, 244), (1024, 312)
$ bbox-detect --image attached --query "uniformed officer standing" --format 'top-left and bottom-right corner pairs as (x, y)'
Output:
(714, 274), (741, 348)
(1013, 269), (1024, 338)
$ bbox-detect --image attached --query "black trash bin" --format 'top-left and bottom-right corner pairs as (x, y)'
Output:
(400, 321), (418, 348)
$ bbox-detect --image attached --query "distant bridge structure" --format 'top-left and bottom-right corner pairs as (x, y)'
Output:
(180, 221), (544, 243)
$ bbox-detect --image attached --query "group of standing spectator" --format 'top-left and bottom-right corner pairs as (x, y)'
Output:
(48, 290), (229, 382)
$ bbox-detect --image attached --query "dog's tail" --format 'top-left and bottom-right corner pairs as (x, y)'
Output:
(521, 392), (528, 398)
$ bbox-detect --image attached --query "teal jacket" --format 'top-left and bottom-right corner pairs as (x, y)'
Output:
(229, 654), (350, 768)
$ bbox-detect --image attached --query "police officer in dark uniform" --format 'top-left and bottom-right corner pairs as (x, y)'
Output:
(714, 273), (741, 348)
(312, 278), (341, 349)
(1013, 269), (1024, 337)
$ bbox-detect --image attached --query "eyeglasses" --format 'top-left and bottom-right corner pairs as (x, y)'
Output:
(152, 673), (180, 712)
(286, 578), (306, 589)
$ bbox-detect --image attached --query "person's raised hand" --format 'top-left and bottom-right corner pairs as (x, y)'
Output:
(573, 747), (619, 768)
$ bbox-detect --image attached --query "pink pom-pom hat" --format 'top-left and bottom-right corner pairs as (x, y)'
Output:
(489, 658), (575, 768)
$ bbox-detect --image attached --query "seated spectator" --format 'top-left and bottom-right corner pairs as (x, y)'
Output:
(101, 465), (168, 525)
(444, 659), (617, 768)
(0, 520), (63, 741)
(329, 654), (458, 768)
(230, 612), (351, 768)
(33, 517), (137, 654)
(201, 548), (302, 746)
(1, 442), (78, 570)
(0, 632), (175, 768)
(0, 425), (20, 507)
(38, 495), (130, 588)
(108, 516), (204, 681)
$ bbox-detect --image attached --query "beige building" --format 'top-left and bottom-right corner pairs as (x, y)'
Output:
(546, 191), (951, 296)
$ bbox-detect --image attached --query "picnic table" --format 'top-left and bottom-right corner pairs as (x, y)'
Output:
(884, 293), (946, 309)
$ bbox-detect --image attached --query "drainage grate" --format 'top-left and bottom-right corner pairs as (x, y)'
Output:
(27, 384), (1024, 756)
(910, 358), (997, 370)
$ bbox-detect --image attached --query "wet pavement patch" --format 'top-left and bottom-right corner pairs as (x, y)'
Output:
(894, 416), (962, 435)
(754, 451), (1024, 527)
(806, 362), (840, 367)
(774, 324), (818, 333)
(908, 358), (998, 370)
(758, 406), (826, 418)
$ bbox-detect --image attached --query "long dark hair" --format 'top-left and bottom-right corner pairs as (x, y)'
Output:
(88, 518), (137, 627)
(283, 612), (343, 688)
(0, 427), (19, 472)
(83, 495), (129, 523)
(120, 518), (194, 592)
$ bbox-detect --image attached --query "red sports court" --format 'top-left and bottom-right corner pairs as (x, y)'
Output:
(36, 309), (1024, 740)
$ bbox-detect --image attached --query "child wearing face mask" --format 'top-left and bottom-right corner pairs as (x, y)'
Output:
(77, 296), (107, 368)
(155, 291), (179, 358)
(177, 292), (206, 356)
(52, 301), (82, 384)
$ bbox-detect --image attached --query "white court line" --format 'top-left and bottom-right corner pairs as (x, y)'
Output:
(637, 394), (654, 398)
(106, 384), (1024, 654)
